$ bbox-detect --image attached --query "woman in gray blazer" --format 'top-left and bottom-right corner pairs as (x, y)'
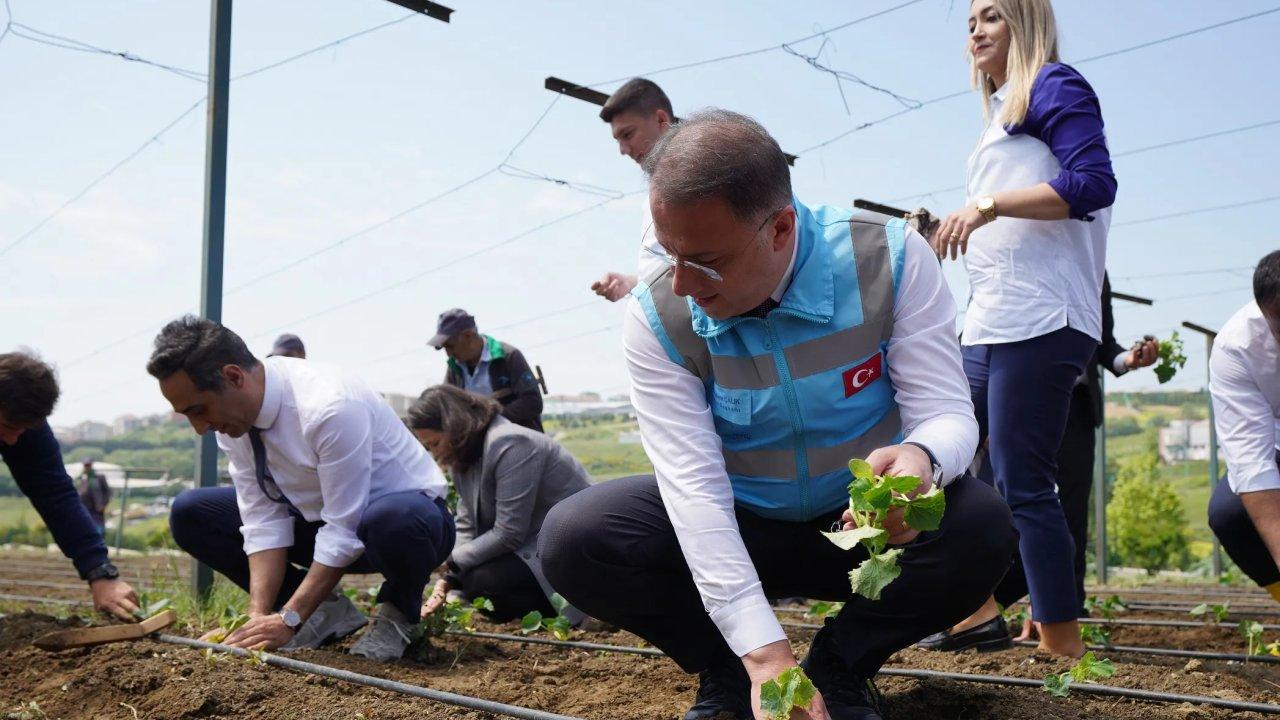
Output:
(410, 385), (590, 622)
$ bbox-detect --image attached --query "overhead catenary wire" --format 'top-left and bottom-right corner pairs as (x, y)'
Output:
(0, 10), (440, 261)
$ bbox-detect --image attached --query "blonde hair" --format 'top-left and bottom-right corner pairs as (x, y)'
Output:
(970, 0), (1060, 126)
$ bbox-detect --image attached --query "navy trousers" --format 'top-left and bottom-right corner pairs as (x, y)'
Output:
(169, 486), (455, 620)
(964, 326), (1096, 623)
(1208, 457), (1280, 588)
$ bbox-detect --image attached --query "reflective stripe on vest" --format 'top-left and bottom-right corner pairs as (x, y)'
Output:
(633, 203), (907, 522)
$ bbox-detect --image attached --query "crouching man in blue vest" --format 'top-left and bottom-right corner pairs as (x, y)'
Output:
(539, 110), (1017, 720)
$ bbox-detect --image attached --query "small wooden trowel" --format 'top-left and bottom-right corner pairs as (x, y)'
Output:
(32, 610), (177, 651)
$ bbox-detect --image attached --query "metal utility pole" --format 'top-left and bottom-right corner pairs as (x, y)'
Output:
(1093, 289), (1154, 585)
(1183, 320), (1222, 578)
(193, 0), (233, 599)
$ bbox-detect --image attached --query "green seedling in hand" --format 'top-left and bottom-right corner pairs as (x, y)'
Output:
(823, 457), (945, 600)
(1189, 602), (1230, 624)
(760, 667), (817, 720)
(1043, 651), (1115, 697)
(1153, 332), (1187, 384)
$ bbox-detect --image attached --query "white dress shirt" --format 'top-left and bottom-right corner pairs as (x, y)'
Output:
(218, 357), (447, 567)
(623, 226), (977, 657)
(636, 195), (662, 278)
(1210, 301), (1280, 494)
(962, 84), (1110, 345)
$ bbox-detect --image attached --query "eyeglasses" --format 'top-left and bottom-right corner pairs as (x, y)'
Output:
(642, 205), (788, 283)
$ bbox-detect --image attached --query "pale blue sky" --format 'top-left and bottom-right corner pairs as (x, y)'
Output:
(1, 0), (1276, 426)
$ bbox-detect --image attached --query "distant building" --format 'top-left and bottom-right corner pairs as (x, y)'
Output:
(67, 420), (112, 443)
(618, 431), (643, 444)
(113, 414), (143, 436)
(381, 392), (416, 420)
(1159, 419), (1211, 463)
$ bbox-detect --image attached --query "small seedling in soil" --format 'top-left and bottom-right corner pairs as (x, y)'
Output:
(1152, 332), (1187, 384)
(1079, 623), (1112, 647)
(3, 701), (46, 720)
(521, 594), (574, 641)
(1266, 641), (1280, 657)
(203, 612), (251, 644)
(1189, 602), (1230, 624)
(132, 589), (172, 620)
(760, 667), (817, 720)
(1082, 595), (1127, 621)
(1002, 604), (1028, 629)
(1240, 620), (1265, 656)
(806, 601), (843, 620)
(1043, 651), (1115, 697)
(823, 458), (944, 600)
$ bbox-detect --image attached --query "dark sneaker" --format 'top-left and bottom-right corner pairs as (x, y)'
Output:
(683, 656), (751, 720)
(801, 623), (885, 720)
(915, 615), (1012, 653)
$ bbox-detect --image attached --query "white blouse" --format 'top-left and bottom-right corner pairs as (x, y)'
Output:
(961, 85), (1110, 345)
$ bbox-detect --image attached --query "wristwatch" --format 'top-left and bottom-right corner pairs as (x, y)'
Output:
(903, 442), (945, 489)
(975, 195), (997, 223)
(279, 607), (303, 632)
(84, 561), (119, 584)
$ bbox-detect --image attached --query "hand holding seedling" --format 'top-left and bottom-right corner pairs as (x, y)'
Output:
(743, 641), (831, 720)
(839, 444), (933, 546)
(90, 578), (140, 623)
(221, 611), (295, 651)
(422, 578), (451, 619)
(1124, 337), (1158, 369)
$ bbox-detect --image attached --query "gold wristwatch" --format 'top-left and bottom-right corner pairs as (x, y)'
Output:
(975, 195), (997, 223)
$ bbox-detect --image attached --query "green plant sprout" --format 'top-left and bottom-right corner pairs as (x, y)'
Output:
(1079, 623), (1112, 647)
(823, 458), (944, 600)
(1153, 332), (1187, 384)
(1189, 602), (1230, 624)
(805, 601), (843, 620)
(1043, 651), (1115, 697)
(520, 594), (574, 641)
(1002, 604), (1029, 629)
(1082, 595), (1127, 621)
(760, 667), (817, 720)
(1240, 620), (1265, 656)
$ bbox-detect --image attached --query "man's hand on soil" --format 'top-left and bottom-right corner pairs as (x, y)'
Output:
(90, 578), (140, 622)
(223, 613), (295, 651)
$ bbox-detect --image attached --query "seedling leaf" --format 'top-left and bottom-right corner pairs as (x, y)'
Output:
(759, 667), (816, 720)
(903, 486), (945, 531)
(1043, 672), (1072, 697)
(520, 611), (543, 634)
(848, 458), (874, 481)
(822, 526), (885, 551)
(550, 593), (569, 613)
(848, 549), (903, 601)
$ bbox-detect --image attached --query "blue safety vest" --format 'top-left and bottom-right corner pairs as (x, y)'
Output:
(632, 200), (907, 521)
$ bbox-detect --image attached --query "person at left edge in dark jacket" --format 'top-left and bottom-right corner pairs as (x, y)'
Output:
(428, 308), (545, 432)
(0, 351), (141, 620)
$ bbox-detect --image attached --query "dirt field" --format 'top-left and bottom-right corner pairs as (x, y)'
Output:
(2, 552), (1278, 720)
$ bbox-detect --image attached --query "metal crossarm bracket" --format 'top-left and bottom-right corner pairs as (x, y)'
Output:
(384, 0), (454, 22)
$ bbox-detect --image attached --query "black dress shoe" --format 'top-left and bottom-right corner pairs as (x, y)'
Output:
(683, 656), (751, 720)
(915, 615), (1012, 653)
(800, 623), (885, 720)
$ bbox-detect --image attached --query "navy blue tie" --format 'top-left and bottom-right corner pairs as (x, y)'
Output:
(248, 428), (291, 505)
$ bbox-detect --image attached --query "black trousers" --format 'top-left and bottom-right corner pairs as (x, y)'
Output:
(993, 387), (1095, 615)
(1209, 459), (1280, 588)
(456, 553), (555, 622)
(539, 474), (1016, 676)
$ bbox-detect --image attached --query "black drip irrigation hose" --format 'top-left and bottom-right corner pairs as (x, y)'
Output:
(1124, 601), (1280, 617)
(1009, 639), (1280, 664)
(154, 634), (586, 720)
(445, 630), (1280, 714)
(877, 668), (1280, 714)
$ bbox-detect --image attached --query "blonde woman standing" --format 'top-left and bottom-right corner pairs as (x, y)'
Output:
(923, 0), (1116, 658)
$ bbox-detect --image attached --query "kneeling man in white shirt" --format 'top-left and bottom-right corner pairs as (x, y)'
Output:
(149, 316), (453, 660)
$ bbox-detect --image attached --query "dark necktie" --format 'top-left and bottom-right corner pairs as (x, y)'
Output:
(248, 428), (291, 505)
(741, 297), (780, 320)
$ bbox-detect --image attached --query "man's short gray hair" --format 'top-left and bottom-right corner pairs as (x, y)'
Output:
(642, 108), (792, 223)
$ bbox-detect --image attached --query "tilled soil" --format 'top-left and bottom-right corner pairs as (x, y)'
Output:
(3, 612), (1279, 720)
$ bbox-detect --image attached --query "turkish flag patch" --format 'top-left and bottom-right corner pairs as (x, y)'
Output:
(842, 353), (883, 398)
